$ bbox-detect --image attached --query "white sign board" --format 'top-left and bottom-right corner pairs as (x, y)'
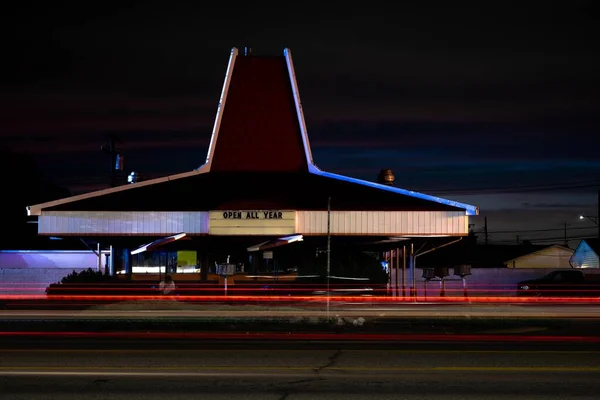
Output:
(209, 210), (296, 235)
(216, 263), (236, 276)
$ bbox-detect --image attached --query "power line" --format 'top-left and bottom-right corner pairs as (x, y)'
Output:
(476, 226), (596, 234)
(422, 179), (600, 194)
(488, 234), (593, 244)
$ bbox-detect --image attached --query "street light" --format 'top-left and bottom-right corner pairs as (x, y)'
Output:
(579, 215), (598, 225)
(579, 214), (600, 239)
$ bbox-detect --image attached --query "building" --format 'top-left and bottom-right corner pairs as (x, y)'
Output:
(504, 245), (574, 269)
(416, 240), (551, 269)
(25, 47), (478, 285)
(570, 239), (600, 269)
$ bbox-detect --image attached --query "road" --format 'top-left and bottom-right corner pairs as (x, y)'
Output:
(1, 338), (599, 399)
(1, 301), (600, 319)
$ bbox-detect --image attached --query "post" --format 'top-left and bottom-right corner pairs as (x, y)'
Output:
(387, 250), (396, 297)
(108, 245), (114, 276)
(484, 217), (488, 245)
(409, 242), (415, 300)
(395, 247), (400, 298)
(391, 250), (396, 297)
(158, 253), (162, 283)
(96, 242), (102, 273)
(326, 197), (331, 319)
(402, 245), (406, 298)
(124, 249), (131, 279)
(386, 251), (391, 296)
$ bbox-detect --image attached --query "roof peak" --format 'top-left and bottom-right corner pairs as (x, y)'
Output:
(198, 47), (315, 173)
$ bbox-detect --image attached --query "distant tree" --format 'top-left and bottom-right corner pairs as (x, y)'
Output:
(0, 148), (71, 249)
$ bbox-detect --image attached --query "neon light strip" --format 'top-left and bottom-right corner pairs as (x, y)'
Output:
(284, 48), (316, 169)
(312, 169), (479, 215)
(200, 47), (239, 171)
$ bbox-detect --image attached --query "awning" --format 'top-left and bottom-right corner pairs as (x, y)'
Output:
(247, 234), (303, 252)
(131, 232), (188, 255)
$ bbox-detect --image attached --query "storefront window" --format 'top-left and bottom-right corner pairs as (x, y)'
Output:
(131, 250), (199, 274)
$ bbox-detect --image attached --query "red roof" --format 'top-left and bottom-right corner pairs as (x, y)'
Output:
(210, 55), (308, 173)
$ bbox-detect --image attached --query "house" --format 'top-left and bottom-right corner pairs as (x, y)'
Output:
(570, 239), (600, 269)
(413, 240), (578, 296)
(416, 239), (550, 269)
(504, 244), (574, 269)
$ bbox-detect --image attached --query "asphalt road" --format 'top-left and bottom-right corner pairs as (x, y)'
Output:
(1, 338), (599, 399)
(2, 301), (600, 319)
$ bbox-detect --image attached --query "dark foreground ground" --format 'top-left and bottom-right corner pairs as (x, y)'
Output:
(1, 337), (599, 400)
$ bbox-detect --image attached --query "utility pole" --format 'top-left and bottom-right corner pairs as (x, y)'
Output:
(326, 197), (331, 319)
(484, 217), (488, 245)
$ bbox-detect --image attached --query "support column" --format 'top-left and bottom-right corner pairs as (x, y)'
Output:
(201, 253), (210, 281)
(97, 242), (102, 273)
(402, 245), (406, 298)
(109, 245), (115, 276)
(108, 246), (131, 278)
(387, 250), (393, 296)
(409, 242), (416, 300)
(123, 248), (131, 278)
(394, 247), (400, 297)
(252, 252), (259, 275)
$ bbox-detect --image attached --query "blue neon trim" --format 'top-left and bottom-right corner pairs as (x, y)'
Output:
(311, 169), (479, 215)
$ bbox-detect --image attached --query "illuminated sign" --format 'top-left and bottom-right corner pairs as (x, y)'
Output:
(209, 210), (296, 236)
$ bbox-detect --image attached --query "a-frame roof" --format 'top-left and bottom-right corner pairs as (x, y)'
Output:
(27, 47), (478, 216)
(573, 239), (600, 256)
(503, 244), (573, 264)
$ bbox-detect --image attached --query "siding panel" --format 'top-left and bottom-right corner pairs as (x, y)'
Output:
(39, 211), (210, 236)
(296, 211), (469, 236)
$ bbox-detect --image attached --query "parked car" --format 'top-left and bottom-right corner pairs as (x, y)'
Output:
(516, 270), (600, 297)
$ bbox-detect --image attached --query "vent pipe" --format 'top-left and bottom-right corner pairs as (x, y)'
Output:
(127, 171), (140, 184)
(377, 169), (395, 186)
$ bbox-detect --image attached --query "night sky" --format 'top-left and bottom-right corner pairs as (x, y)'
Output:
(1, 2), (599, 246)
